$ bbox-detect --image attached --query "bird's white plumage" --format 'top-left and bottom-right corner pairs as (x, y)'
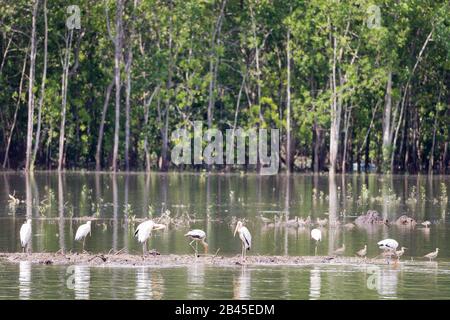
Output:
(239, 226), (251, 250)
(75, 221), (92, 241)
(185, 229), (206, 240)
(377, 238), (399, 251)
(135, 220), (155, 243)
(311, 228), (322, 242)
(20, 219), (32, 248)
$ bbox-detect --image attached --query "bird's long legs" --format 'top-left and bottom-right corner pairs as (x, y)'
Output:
(188, 239), (197, 256)
(314, 242), (318, 256)
(142, 240), (147, 258)
(82, 238), (86, 253)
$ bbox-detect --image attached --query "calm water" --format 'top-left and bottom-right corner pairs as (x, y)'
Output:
(0, 172), (449, 299)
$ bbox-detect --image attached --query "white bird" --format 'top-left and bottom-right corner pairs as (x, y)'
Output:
(20, 219), (32, 253)
(75, 221), (92, 252)
(185, 229), (208, 256)
(357, 245), (367, 258)
(377, 238), (399, 251)
(311, 228), (322, 256)
(421, 221), (431, 228)
(134, 220), (166, 257)
(377, 238), (399, 264)
(234, 221), (251, 262)
(424, 248), (439, 261)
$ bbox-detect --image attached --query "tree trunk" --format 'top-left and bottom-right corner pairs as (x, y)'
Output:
(111, 0), (123, 172)
(3, 48), (28, 168)
(381, 70), (392, 172)
(286, 25), (292, 173)
(143, 86), (159, 172)
(341, 105), (351, 173)
(365, 130), (370, 172)
(25, 0), (39, 172)
(57, 30), (74, 171)
(207, 0), (227, 129)
(95, 80), (114, 171)
(124, 0), (137, 171)
(329, 30), (340, 175)
(31, 0), (48, 171)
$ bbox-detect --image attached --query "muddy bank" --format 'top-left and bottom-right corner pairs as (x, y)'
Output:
(0, 252), (397, 268)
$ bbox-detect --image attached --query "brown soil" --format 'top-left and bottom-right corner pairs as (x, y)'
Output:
(0, 252), (390, 268)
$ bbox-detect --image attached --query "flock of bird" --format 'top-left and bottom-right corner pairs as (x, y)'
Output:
(18, 217), (252, 261)
(18, 216), (439, 263)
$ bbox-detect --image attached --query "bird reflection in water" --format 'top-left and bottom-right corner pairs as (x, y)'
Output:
(186, 264), (205, 299)
(19, 261), (31, 300)
(135, 268), (164, 300)
(376, 268), (399, 299)
(74, 265), (90, 300)
(233, 267), (251, 299)
(309, 268), (321, 300)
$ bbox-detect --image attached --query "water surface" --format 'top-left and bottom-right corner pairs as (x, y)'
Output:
(0, 173), (449, 299)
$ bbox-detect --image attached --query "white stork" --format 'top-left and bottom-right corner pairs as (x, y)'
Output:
(134, 220), (166, 256)
(377, 238), (399, 264)
(75, 221), (92, 252)
(377, 238), (399, 251)
(20, 219), (32, 253)
(234, 221), (251, 262)
(310, 228), (322, 256)
(184, 229), (208, 256)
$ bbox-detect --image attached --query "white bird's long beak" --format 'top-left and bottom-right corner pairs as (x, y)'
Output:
(233, 225), (238, 237)
(153, 223), (166, 231)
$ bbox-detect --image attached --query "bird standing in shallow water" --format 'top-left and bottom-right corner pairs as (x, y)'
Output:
(134, 220), (166, 257)
(75, 221), (92, 253)
(234, 221), (251, 262)
(357, 245), (367, 258)
(395, 247), (407, 260)
(421, 221), (431, 228)
(311, 228), (322, 256)
(333, 244), (345, 256)
(185, 229), (208, 256)
(20, 219), (32, 253)
(424, 248), (439, 261)
(377, 238), (399, 264)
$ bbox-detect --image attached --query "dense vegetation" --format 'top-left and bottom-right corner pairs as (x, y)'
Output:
(0, 0), (448, 173)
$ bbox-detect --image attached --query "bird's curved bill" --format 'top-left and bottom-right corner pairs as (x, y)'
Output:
(153, 223), (166, 230)
(233, 226), (238, 237)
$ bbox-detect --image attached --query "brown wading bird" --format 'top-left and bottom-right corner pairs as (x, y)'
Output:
(424, 248), (439, 261)
(395, 247), (407, 260)
(234, 221), (251, 262)
(356, 245), (367, 258)
(259, 215), (272, 225)
(333, 244), (346, 256)
(316, 217), (328, 227)
(185, 229), (208, 256)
